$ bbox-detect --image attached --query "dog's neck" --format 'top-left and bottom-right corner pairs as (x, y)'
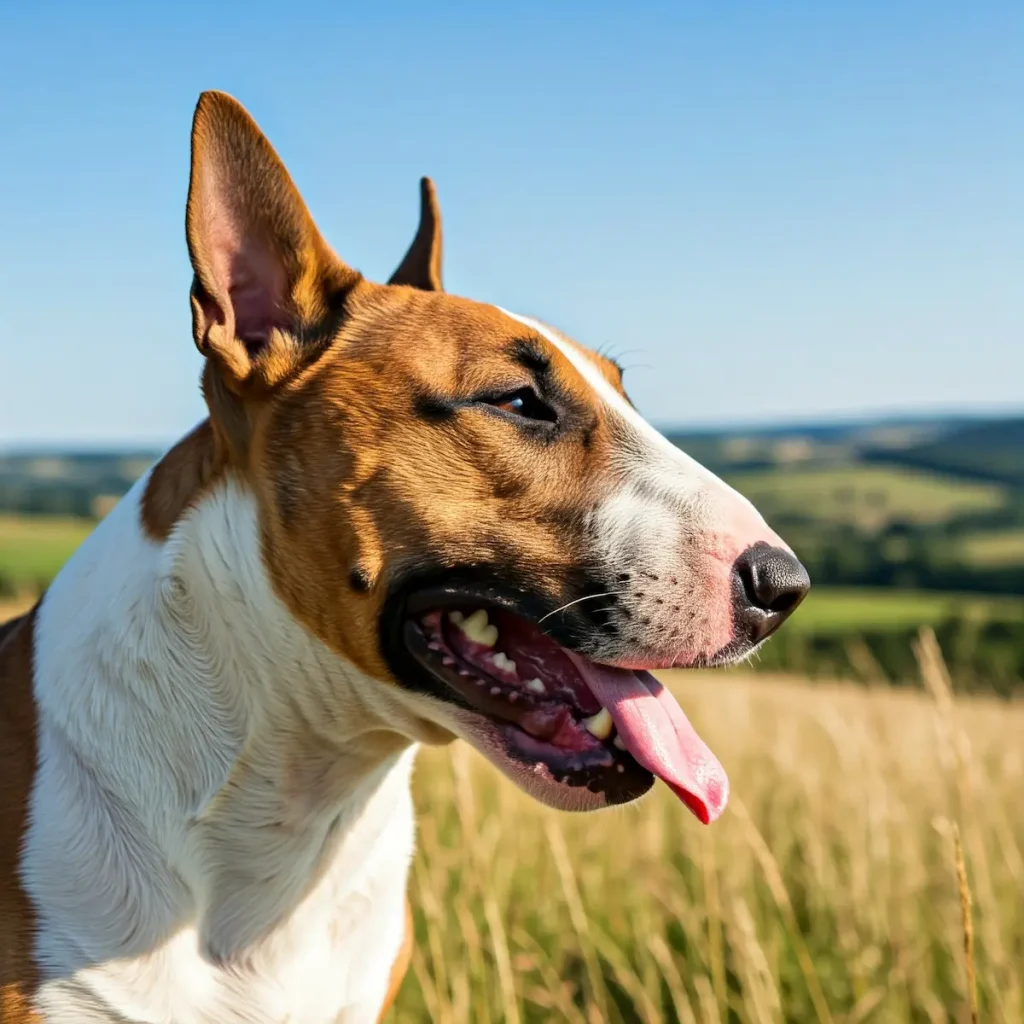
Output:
(28, 465), (418, 966)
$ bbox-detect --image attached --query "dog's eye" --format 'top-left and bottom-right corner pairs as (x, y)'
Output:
(484, 387), (557, 423)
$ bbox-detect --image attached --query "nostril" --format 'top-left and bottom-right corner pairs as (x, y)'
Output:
(763, 585), (803, 615)
(734, 543), (811, 617)
(735, 559), (761, 610)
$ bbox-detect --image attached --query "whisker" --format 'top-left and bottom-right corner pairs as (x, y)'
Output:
(538, 591), (623, 625)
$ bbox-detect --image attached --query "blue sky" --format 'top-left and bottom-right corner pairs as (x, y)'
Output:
(1, 1), (1021, 445)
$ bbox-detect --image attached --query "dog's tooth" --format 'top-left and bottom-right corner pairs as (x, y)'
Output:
(583, 708), (614, 741)
(442, 656), (455, 667)
(613, 734), (627, 751)
(491, 652), (517, 675)
(490, 686), (502, 696)
(525, 678), (546, 694)
(616, 763), (625, 773)
(459, 609), (498, 647)
(449, 611), (464, 625)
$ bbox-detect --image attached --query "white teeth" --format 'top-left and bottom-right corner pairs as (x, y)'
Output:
(491, 652), (517, 675)
(490, 686), (501, 696)
(616, 763), (625, 773)
(583, 707), (614, 741)
(613, 734), (627, 751)
(457, 609), (498, 647)
(442, 656), (455, 667)
(525, 678), (546, 694)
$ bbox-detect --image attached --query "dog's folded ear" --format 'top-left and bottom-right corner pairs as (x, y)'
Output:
(186, 91), (361, 391)
(388, 177), (444, 292)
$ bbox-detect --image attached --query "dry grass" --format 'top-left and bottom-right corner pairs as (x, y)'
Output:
(390, 659), (1024, 1023)
(0, 594), (36, 622)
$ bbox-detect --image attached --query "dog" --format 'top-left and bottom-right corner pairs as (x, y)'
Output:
(0, 91), (809, 1023)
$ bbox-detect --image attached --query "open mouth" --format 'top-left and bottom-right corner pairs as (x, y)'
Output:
(395, 589), (729, 822)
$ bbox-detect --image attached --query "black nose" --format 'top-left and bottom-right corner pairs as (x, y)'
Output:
(732, 543), (810, 643)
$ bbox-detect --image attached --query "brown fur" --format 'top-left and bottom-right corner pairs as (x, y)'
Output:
(0, 609), (40, 1022)
(141, 420), (227, 540)
(388, 178), (444, 292)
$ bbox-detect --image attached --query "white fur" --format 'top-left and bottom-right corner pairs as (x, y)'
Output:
(23, 468), (419, 1023)
(499, 309), (783, 661)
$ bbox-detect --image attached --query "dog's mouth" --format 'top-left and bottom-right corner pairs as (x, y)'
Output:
(392, 586), (728, 821)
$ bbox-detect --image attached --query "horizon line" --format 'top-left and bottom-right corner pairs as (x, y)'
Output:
(2, 403), (1021, 456)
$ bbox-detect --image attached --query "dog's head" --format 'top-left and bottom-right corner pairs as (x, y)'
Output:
(167, 91), (808, 821)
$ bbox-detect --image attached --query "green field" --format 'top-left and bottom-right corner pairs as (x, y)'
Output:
(960, 528), (1024, 567)
(790, 586), (1024, 633)
(725, 464), (1007, 530)
(0, 513), (93, 589)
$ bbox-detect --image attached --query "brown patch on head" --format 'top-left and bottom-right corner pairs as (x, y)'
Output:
(0, 608), (42, 1021)
(145, 91), (629, 684)
(250, 289), (618, 678)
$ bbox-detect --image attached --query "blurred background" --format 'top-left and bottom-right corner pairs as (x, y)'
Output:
(1, 3), (1022, 1021)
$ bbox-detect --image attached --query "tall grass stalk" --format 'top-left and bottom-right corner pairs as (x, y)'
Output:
(390, 666), (1024, 1022)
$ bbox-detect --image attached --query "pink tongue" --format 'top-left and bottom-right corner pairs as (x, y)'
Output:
(566, 654), (728, 824)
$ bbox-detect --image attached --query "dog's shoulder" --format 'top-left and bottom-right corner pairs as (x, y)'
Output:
(0, 606), (42, 1022)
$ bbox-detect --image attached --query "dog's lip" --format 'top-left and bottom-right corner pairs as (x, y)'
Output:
(400, 579), (546, 620)
(388, 590), (654, 805)
(380, 572), (729, 820)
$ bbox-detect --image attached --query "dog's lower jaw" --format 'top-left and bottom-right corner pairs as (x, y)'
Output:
(26, 472), (421, 1021)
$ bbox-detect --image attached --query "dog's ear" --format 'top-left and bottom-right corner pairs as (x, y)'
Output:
(186, 91), (361, 391)
(387, 177), (444, 292)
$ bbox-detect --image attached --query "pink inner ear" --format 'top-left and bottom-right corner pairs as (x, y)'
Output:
(227, 250), (287, 346)
(200, 164), (288, 347)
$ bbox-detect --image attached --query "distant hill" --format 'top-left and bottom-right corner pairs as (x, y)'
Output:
(861, 418), (1024, 488)
(0, 451), (158, 517)
(662, 413), (1020, 479)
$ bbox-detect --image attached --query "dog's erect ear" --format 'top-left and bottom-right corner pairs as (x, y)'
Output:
(387, 177), (444, 292)
(186, 91), (360, 390)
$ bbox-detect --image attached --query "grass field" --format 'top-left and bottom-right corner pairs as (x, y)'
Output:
(390, 652), (1023, 1023)
(725, 465), (1006, 531)
(788, 586), (1024, 634)
(0, 513), (93, 589)
(961, 529), (1024, 567)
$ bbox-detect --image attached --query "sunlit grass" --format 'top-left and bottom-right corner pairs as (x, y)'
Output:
(390, 660), (1024, 1022)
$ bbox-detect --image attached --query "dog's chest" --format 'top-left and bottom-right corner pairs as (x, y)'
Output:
(29, 741), (418, 1024)
(34, 815), (413, 1024)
